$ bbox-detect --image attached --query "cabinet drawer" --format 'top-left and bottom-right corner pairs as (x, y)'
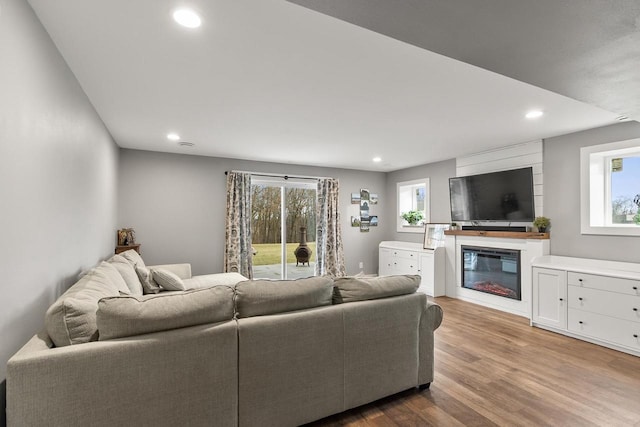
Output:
(567, 272), (640, 296)
(568, 308), (640, 351)
(568, 286), (640, 324)
(391, 249), (417, 260)
(394, 257), (419, 274)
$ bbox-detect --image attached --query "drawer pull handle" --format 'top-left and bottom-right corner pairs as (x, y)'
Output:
(559, 298), (564, 302)
(635, 334), (638, 338)
(578, 278), (583, 282)
(578, 297), (583, 301)
(634, 287), (638, 291)
(579, 321), (583, 324)
(634, 308), (638, 312)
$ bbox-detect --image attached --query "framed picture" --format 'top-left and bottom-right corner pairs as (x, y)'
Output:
(351, 216), (361, 227)
(423, 223), (450, 249)
(370, 193), (378, 204)
(351, 193), (360, 204)
(369, 215), (378, 226)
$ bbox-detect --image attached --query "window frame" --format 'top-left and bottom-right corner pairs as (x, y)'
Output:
(396, 178), (430, 233)
(580, 137), (640, 236)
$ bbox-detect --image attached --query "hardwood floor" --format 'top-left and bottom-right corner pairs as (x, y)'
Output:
(308, 297), (640, 426)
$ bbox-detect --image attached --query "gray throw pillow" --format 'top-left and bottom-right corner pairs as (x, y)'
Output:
(136, 265), (162, 294)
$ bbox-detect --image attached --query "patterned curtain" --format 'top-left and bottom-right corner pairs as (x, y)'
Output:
(224, 172), (253, 278)
(315, 178), (346, 277)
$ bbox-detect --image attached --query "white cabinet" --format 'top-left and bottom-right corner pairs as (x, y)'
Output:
(378, 241), (445, 296)
(531, 256), (640, 357)
(532, 267), (567, 329)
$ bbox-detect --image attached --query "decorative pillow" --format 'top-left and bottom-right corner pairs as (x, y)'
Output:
(45, 267), (122, 347)
(97, 286), (235, 340)
(235, 276), (334, 318)
(152, 268), (186, 291)
(332, 274), (420, 304)
(136, 265), (162, 294)
(109, 254), (143, 295)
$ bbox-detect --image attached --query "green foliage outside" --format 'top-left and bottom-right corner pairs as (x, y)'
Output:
(252, 242), (317, 265)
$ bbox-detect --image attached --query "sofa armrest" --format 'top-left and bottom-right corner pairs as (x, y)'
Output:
(147, 263), (192, 279)
(7, 322), (238, 427)
(418, 298), (443, 387)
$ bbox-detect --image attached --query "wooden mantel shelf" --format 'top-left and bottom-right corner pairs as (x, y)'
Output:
(444, 230), (550, 239)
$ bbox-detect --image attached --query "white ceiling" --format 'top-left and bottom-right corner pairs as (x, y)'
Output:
(28, 0), (624, 172)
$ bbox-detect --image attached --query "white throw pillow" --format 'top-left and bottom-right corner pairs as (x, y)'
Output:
(109, 254), (143, 295)
(152, 268), (186, 291)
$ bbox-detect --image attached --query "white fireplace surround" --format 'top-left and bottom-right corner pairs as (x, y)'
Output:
(444, 234), (550, 318)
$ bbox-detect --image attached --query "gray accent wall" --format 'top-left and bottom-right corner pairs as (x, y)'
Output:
(384, 159), (456, 244)
(118, 149), (386, 276)
(0, 0), (118, 417)
(544, 121), (640, 262)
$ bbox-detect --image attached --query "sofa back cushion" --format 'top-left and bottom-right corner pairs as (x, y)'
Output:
(109, 254), (144, 295)
(332, 274), (420, 304)
(45, 262), (125, 347)
(235, 277), (334, 318)
(96, 286), (235, 340)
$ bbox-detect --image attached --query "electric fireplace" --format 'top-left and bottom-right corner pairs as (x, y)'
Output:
(461, 245), (521, 300)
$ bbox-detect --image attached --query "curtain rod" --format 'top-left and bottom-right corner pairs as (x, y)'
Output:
(224, 170), (331, 181)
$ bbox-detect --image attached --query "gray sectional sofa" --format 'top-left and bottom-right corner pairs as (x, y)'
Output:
(6, 250), (443, 427)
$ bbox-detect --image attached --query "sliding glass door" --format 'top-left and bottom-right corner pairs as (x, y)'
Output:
(251, 178), (316, 279)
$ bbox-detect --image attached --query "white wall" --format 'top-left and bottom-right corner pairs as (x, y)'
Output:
(0, 0), (119, 420)
(118, 149), (386, 276)
(385, 159), (456, 244)
(544, 121), (640, 262)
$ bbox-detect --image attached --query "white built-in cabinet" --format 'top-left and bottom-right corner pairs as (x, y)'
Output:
(532, 256), (640, 357)
(378, 241), (445, 296)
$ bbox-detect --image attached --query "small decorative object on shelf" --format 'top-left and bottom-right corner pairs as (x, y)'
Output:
(533, 216), (550, 233)
(401, 210), (424, 226)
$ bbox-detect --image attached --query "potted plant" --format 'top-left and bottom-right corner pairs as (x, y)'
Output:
(401, 210), (424, 226)
(533, 216), (550, 233)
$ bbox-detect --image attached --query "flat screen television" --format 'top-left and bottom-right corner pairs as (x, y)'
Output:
(449, 167), (535, 222)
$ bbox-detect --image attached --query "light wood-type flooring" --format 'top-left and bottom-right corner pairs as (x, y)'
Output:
(308, 296), (640, 426)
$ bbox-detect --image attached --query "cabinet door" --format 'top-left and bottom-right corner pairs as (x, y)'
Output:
(418, 253), (435, 296)
(379, 248), (394, 276)
(532, 267), (567, 329)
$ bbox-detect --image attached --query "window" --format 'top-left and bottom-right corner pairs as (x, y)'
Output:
(397, 178), (430, 233)
(580, 138), (640, 236)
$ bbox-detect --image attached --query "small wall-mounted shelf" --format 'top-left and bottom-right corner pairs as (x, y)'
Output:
(444, 230), (549, 240)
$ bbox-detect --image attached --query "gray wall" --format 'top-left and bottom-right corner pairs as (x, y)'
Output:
(384, 159), (456, 244)
(0, 1), (119, 421)
(118, 149), (386, 276)
(544, 121), (640, 262)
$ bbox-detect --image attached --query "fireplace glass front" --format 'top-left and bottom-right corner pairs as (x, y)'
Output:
(461, 245), (521, 300)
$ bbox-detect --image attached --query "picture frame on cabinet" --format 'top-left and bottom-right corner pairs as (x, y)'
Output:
(423, 223), (450, 249)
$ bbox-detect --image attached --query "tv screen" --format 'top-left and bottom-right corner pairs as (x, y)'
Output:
(449, 167), (535, 222)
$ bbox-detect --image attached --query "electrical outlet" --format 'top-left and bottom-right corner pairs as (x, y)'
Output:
(358, 261), (364, 269)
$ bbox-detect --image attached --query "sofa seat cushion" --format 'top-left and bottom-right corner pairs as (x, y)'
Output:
(96, 286), (235, 340)
(235, 277), (334, 318)
(333, 275), (420, 304)
(183, 272), (247, 290)
(45, 262), (125, 347)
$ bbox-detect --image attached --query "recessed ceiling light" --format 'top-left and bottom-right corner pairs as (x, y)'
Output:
(525, 110), (544, 119)
(616, 115), (629, 121)
(167, 133), (180, 141)
(373, 157), (382, 162)
(173, 9), (201, 28)
(178, 141), (195, 147)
